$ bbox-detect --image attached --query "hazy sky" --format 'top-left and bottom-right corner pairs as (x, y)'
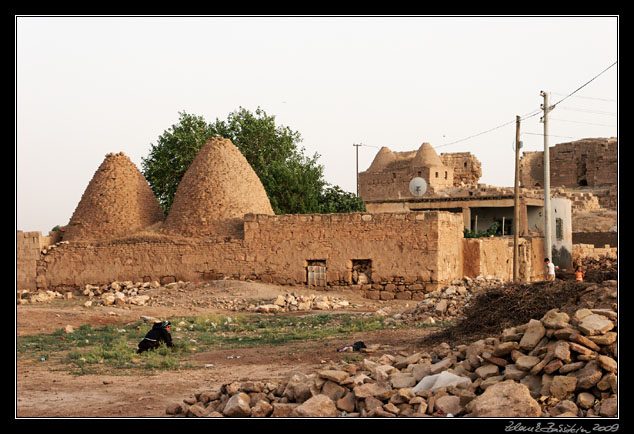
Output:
(16, 15), (618, 233)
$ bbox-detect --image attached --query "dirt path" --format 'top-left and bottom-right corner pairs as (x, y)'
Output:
(16, 280), (428, 418)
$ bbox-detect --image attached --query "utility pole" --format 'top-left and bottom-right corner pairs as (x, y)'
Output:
(540, 91), (555, 261)
(513, 115), (521, 282)
(353, 143), (362, 197)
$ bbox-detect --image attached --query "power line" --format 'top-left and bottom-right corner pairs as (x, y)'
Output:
(432, 60), (617, 151)
(434, 108), (541, 150)
(549, 117), (617, 128)
(550, 61), (617, 108)
(557, 106), (617, 116)
(550, 92), (617, 103)
(521, 132), (590, 140)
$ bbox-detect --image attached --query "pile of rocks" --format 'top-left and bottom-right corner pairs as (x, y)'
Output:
(17, 288), (72, 304)
(81, 281), (160, 307)
(398, 276), (503, 324)
(40, 240), (69, 255)
(167, 304), (617, 418)
(248, 293), (353, 313)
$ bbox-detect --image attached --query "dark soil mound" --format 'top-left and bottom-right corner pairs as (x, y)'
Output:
(423, 280), (587, 346)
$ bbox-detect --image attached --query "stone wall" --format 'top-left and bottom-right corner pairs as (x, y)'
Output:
(462, 236), (545, 282)
(245, 211), (464, 291)
(20, 212), (553, 295)
(358, 164), (453, 201)
(573, 243), (618, 262)
(27, 211), (464, 295)
(33, 238), (253, 291)
(440, 152), (482, 187)
(572, 232), (618, 248)
(519, 138), (617, 189)
(17, 231), (61, 290)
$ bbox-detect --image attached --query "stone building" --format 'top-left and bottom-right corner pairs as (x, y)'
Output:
(358, 142), (574, 269)
(358, 142), (482, 201)
(519, 137), (617, 189)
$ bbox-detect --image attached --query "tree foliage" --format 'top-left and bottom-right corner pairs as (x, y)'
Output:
(141, 108), (365, 215)
(318, 185), (366, 213)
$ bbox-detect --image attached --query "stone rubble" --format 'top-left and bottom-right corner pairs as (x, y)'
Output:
(17, 280), (356, 312)
(397, 276), (503, 324)
(167, 297), (617, 418)
(248, 293), (354, 313)
(18, 280), (159, 307)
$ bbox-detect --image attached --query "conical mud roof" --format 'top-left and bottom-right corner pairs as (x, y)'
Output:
(162, 137), (274, 238)
(63, 152), (165, 242)
(412, 142), (443, 167)
(367, 146), (397, 172)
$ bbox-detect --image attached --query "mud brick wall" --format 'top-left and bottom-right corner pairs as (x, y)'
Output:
(17, 231), (60, 290)
(23, 212), (551, 294)
(244, 211), (464, 295)
(358, 164), (452, 201)
(463, 236), (546, 282)
(34, 239), (253, 291)
(572, 232), (618, 249)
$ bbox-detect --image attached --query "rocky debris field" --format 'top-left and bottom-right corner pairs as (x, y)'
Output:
(17, 280), (358, 313)
(396, 275), (504, 325)
(167, 277), (618, 418)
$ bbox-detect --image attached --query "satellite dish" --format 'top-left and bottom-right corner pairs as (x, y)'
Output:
(409, 177), (427, 197)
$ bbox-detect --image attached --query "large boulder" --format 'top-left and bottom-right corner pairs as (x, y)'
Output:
(291, 395), (338, 417)
(465, 381), (542, 417)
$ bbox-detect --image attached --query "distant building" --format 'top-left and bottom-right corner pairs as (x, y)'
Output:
(359, 142), (573, 269)
(520, 137), (617, 189)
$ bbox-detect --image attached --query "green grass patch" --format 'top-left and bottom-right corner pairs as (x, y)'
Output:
(17, 312), (449, 375)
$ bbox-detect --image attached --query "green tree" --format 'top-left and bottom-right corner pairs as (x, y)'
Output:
(209, 107), (326, 215)
(318, 185), (366, 213)
(141, 112), (215, 213)
(141, 108), (363, 215)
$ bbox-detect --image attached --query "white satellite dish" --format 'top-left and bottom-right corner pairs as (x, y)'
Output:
(409, 177), (427, 197)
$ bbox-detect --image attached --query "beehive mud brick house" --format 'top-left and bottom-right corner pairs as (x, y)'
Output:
(18, 138), (552, 295)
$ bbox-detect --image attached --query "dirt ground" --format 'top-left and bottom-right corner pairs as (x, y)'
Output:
(16, 281), (431, 418)
(16, 265), (616, 419)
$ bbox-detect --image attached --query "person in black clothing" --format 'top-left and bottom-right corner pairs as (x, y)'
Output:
(137, 320), (174, 354)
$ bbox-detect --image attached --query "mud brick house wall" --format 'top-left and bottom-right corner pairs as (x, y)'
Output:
(17, 231), (61, 290)
(22, 211), (548, 294)
(17, 137), (551, 295)
(243, 211), (464, 292)
(29, 211), (465, 294)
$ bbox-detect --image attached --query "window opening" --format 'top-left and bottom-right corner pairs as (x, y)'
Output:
(556, 218), (564, 240)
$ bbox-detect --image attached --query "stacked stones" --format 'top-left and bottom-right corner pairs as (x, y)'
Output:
(168, 304), (617, 418)
(81, 281), (160, 307)
(398, 276), (503, 324)
(17, 288), (73, 304)
(249, 293), (353, 313)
